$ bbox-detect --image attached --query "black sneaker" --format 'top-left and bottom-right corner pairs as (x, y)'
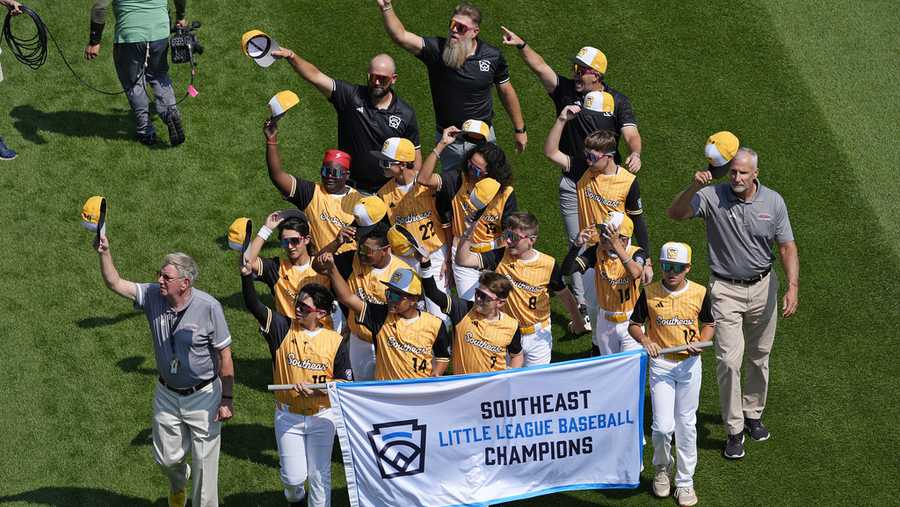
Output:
(137, 132), (160, 146)
(745, 417), (770, 441)
(723, 433), (745, 459)
(165, 109), (185, 146)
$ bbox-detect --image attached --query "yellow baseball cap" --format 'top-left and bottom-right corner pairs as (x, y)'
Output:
(269, 90), (300, 118)
(582, 91), (615, 114)
(469, 177), (500, 210)
(241, 30), (280, 68)
(705, 131), (740, 177)
(573, 46), (608, 74)
(81, 195), (107, 233)
(660, 242), (692, 264)
(387, 223), (429, 259)
(227, 217), (253, 252)
(353, 196), (388, 227)
(381, 267), (422, 296)
(461, 119), (491, 141)
(370, 137), (416, 163)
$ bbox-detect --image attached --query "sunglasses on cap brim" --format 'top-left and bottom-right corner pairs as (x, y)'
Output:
(660, 261), (689, 274)
(321, 165), (348, 179)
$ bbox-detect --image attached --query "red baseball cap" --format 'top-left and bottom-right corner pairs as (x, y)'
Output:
(322, 149), (352, 171)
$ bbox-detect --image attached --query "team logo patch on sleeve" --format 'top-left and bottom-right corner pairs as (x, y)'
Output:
(388, 115), (402, 129)
(368, 419), (427, 479)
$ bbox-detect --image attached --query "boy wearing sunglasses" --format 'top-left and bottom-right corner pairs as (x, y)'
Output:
(242, 210), (343, 333)
(264, 119), (360, 256)
(628, 242), (715, 507)
(320, 256), (450, 380)
(377, 0), (527, 168)
(240, 267), (351, 507)
(562, 212), (646, 356)
(456, 211), (586, 365)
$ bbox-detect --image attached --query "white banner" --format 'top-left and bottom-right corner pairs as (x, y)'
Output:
(327, 350), (647, 506)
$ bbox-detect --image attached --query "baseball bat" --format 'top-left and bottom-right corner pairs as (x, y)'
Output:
(267, 383), (328, 391)
(658, 341), (714, 354)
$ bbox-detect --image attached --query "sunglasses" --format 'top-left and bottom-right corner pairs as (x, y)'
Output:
(449, 19), (474, 35)
(503, 229), (534, 244)
(584, 149), (613, 165)
(367, 73), (394, 85)
(320, 165), (348, 179)
(295, 301), (320, 315)
(573, 64), (600, 77)
(280, 236), (304, 248)
(474, 288), (500, 303)
(378, 159), (403, 169)
(661, 261), (688, 274)
(467, 159), (487, 178)
(385, 288), (408, 303)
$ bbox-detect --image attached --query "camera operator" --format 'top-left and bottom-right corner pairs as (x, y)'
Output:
(84, 0), (187, 147)
(0, 0), (22, 160)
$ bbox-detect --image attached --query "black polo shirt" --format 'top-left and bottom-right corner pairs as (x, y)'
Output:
(551, 75), (637, 181)
(417, 37), (510, 131)
(330, 79), (421, 193)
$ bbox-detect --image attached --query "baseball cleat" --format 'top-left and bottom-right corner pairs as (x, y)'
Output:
(652, 464), (671, 497)
(744, 417), (770, 441)
(723, 433), (745, 459)
(675, 486), (698, 506)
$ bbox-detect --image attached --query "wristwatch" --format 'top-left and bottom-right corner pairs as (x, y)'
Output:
(514, 126), (527, 134)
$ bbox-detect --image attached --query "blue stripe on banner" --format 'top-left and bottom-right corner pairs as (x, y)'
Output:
(335, 349), (647, 390)
(445, 482), (641, 507)
(382, 431), (412, 441)
(637, 351), (648, 463)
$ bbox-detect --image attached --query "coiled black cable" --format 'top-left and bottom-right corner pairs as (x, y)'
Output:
(2, 4), (195, 103)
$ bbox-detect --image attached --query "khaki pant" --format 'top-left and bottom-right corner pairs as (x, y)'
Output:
(710, 271), (779, 435)
(152, 379), (222, 507)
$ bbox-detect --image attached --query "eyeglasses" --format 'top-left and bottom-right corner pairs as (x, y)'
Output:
(367, 73), (394, 85)
(467, 159), (487, 178)
(449, 19), (474, 35)
(280, 236), (304, 248)
(157, 270), (184, 283)
(474, 288), (500, 303)
(321, 165), (348, 179)
(661, 261), (688, 274)
(573, 64), (600, 77)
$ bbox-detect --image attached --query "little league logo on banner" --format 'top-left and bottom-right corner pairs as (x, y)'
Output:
(328, 351), (647, 507)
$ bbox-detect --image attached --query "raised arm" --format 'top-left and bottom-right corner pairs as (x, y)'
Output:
(95, 235), (137, 301)
(270, 47), (335, 98)
(667, 171), (711, 221)
(264, 119), (295, 197)
(318, 253), (365, 315)
(561, 227), (594, 275)
(622, 126), (642, 173)
(500, 27), (557, 94)
(544, 106), (579, 170)
(454, 220), (482, 269)
(418, 127), (460, 189)
(245, 212), (283, 277)
(376, 0), (424, 55)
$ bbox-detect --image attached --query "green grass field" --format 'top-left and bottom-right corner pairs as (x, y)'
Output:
(1, 0), (898, 505)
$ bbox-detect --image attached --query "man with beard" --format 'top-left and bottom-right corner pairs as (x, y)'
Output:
(667, 147), (799, 460)
(377, 1), (527, 171)
(271, 48), (421, 193)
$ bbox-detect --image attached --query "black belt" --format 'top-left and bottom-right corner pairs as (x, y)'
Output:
(158, 376), (216, 396)
(713, 268), (771, 286)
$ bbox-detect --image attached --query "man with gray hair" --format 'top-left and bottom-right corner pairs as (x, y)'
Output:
(94, 236), (234, 507)
(269, 46), (421, 193)
(667, 146), (799, 460)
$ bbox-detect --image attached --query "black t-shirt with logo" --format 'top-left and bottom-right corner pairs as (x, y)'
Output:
(330, 79), (421, 193)
(417, 37), (510, 131)
(551, 75), (637, 183)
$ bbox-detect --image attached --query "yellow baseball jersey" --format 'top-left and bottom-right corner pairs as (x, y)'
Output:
(630, 280), (714, 358)
(378, 179), (448, 254)
(255, 257), (332, 320)
(358, 303), (450, 380)
(578, 244), (644, 315)
(450, 175), (516, 248)
(576, 167), (639, 242)
(479, 248), (566, 327)
(452, 310), (522, 375)
(288, 180), (360, 255)
(261, 312), (351, 414)
(346, 254), (413, 342)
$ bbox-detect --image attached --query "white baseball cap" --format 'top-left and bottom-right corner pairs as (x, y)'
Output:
(659, 242), (692, 264)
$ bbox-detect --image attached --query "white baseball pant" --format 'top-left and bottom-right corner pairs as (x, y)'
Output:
(349, 334), (376, 381)
(274, 406), (337, 507)
(650, 355), (701, 488)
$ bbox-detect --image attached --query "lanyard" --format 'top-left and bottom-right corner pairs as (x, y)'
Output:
(166, 307), (188, 356)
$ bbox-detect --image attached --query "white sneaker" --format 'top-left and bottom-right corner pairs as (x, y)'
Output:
(675, 486), (698, 506)
(652, 465), (671, 497)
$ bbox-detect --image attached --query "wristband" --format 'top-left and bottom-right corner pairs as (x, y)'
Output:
(221, 395), (233, 400)
(258, 226), (273, 240)
(514, 126), (527, 134)
(266, 140), (278, 145)
(382, 5), (393, 12)
(516, 41), (527, 50)
(89, 22), (104, 45)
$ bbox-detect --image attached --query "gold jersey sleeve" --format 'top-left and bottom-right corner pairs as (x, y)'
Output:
(347, 255), (413, 342)
(643, 280), (708, 356)
(494, 250), (555, 327)
(306, 185), (360, 255)
(452, 311), (520, 375)
(373, 312), (445, 381)
(271, 326), (344, 414)
(378, 180), (448, 254)
(576, 168), (635, 244)
(595, 245), (642, 316)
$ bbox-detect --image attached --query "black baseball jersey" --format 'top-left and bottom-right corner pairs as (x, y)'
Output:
(551, 75), (637, 182)
(330, 79), (421, 193)
(417, 37), (510, 130)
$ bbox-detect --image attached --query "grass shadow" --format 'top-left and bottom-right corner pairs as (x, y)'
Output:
(10, 105), (133, 145)
(76, 312), (140, 329)
(115, 354), (272, 393)
(118, 355), (157, 376)
(219, 290), (274, 312)
(0, 487), (160, 506)
(130, 423), (280, 469)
